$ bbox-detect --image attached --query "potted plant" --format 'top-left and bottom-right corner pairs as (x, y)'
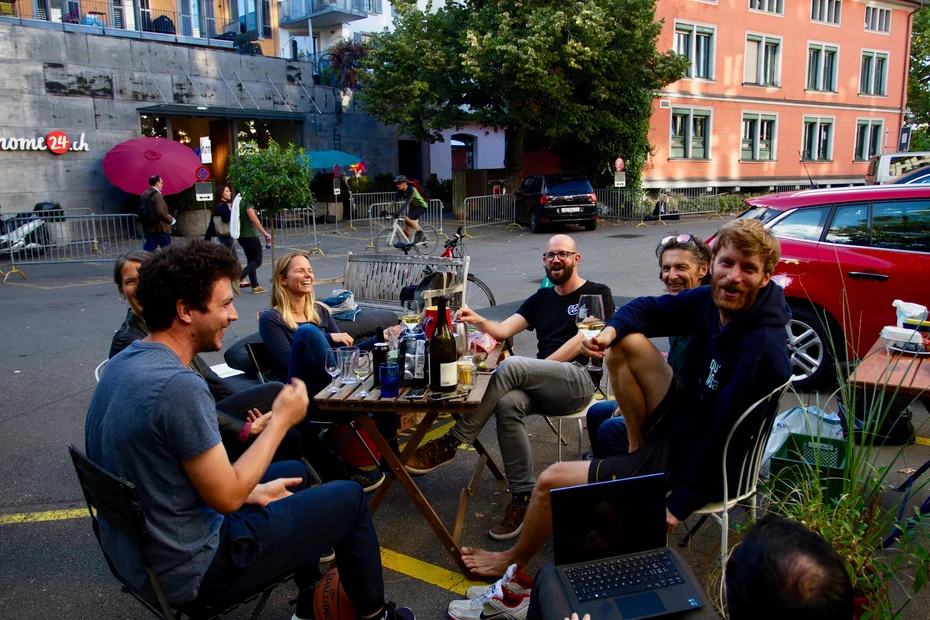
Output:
(766, 375), (930, 619)
(226, 139), (316, 266)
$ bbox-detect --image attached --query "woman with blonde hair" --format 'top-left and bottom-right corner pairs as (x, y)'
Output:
(260, 251), (397, 491)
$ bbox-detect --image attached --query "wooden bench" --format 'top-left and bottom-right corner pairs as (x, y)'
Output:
(314, 252), (470, 311)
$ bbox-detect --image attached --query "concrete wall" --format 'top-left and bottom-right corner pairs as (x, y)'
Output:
(0, 22), (400, 213)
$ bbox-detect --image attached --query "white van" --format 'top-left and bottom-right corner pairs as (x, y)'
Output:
(866, 152), (930, 184)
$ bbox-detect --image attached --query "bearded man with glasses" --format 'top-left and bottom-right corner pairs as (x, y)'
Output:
(403, 234), (614, 541)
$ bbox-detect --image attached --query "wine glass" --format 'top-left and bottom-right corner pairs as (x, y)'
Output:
(576, 294), (606, 371)
(324, 348), (341, 393)
(402, 299), (420, 333)
(355, 351), (372, 398)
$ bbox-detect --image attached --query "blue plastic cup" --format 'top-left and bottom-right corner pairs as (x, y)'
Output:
(379, 363), (399, 398)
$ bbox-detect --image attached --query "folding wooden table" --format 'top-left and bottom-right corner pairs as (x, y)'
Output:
(314, 345), (504, 576)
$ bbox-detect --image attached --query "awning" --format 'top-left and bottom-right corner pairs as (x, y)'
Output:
(137, 104), (306, 122)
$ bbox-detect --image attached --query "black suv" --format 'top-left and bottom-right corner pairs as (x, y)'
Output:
(514, 174), (598, 233)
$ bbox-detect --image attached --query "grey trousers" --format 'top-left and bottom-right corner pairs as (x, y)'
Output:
(450, 356), (595, 494)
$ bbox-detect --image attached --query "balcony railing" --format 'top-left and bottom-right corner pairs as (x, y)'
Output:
(1, 0), (238, 46)
(279, 0), (368, 27)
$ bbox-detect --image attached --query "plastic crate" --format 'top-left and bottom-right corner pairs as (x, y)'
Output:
(769, 433), (848, 505)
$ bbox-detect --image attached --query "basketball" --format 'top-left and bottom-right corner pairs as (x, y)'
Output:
(313, 568), (358, 620)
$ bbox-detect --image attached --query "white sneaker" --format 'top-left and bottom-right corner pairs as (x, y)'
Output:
(465, 564), (534, 600)
(448, 587), (529, 620)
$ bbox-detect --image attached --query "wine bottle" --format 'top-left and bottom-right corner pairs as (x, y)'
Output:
(428, 296), (458, 392)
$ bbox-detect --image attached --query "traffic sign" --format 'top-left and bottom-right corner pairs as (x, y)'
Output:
(195, 182), (214, 202)
(333, 177), (341, 196)
(614, 171), (627, 188)
(614, 157), (625, 172)
(195, 166), (212, 181)
(333, 164), (340, 178)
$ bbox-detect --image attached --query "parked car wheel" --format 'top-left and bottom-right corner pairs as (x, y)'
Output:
(785, 305), (835, 391)
(583, 219), (597, 231)
(530, 211), (544, 234)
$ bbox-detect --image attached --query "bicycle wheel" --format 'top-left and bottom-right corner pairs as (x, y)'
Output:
(465, 274), (496, 310)
(414, 225), (438, 256)
(374, 227), (396, 254)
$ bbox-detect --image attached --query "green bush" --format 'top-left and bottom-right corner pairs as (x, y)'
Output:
(717, 192), (764, 213)
(348, 175), (378, 194)
(374, 173), (396, 192)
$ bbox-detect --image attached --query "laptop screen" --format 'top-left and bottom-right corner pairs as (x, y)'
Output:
(551, 473), (667, 566)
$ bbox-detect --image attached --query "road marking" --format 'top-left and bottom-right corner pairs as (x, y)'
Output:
(917, 436), (930, 447)
(4, 278), (111, 290)
(0, 508), (87, 525)
(0, 508), (488, 595)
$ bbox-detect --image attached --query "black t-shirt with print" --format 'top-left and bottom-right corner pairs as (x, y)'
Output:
(516, 281), (615, 363)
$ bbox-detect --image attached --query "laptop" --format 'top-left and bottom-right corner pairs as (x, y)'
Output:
(551, 473), (706, 619)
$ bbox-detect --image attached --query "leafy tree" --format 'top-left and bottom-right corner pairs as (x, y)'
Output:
(908, 7), (930, 129)
(227, 139), (316, 264)
(358, 0), (687, 189)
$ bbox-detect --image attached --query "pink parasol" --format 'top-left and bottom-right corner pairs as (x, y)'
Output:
(102, 137), (202, 196)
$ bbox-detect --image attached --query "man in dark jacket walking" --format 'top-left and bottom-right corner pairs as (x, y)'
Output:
(141, 174), (175, 251)
(460, 218), (791, 577)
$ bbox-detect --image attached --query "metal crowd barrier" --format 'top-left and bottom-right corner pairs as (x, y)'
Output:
(462, 194), (518, 234)
(364, 200), (448, 250)
(0, 212), (141, 282)
(266, 207), (324, 256)
(660, 187), (721, 217)
(349, 192), (396, 232)
(594, 189), (647, 220)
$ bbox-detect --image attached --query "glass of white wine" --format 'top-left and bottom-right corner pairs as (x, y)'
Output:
(402, 300), (420, 333)
(576, 294), (606, 371)
(324, 348), (342, 393)
(355, 351), (372, 398)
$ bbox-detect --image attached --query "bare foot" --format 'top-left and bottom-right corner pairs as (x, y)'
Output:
(461, 547), (515, 578)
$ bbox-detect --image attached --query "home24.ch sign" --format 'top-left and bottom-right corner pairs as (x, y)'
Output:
(0, 131), (90, 154)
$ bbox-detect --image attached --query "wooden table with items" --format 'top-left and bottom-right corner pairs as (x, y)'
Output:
(314, 344), (505, 576)
(849, 337), (930, 397)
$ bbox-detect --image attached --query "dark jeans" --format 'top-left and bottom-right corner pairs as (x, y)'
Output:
(288, 323), (399, 460)
(143, 232), (171, 251)
(586, 400), (630, 459)
(193, 461), (385, 616)
(216, 382), (303, 463)
(527, 563), (572, 620)
(238, 236), (263, 287)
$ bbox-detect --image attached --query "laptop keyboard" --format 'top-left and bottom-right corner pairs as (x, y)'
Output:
(565, 550), (685, 603)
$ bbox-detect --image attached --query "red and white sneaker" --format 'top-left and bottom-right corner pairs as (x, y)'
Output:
(465, 564), (534, 600)
(448, 588), (530, 620)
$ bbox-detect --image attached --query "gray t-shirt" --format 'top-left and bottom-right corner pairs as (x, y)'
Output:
(85, 341), (223, 604)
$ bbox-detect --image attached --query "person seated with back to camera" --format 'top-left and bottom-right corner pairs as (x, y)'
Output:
(402, 234), (614, 541)
(87, 240), (417, 620)
(460, 219), (791, 577)
(525, 514), (853, 620)
(109, 250), (300, 464)
(586, 233), (712, 459)
(259, 252), (406, 487)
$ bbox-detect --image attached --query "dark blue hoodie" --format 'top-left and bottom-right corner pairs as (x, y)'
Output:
(604, 282), (791, 520)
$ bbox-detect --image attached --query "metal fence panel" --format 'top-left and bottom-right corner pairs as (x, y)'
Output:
(350, 192), (396, 222)
(266, 208), (323, 254)
(463, 194), (517, 232)
(594, 189), (646, 220)
(365, 200), (446, 246)
(1, 212), (142, 280)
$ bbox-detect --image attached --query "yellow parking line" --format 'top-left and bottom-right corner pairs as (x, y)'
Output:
(4, 279), (111, 290)
(0, 508), (488, 595)
(916, 437), (930, 447)
(0, 508), (88, 525)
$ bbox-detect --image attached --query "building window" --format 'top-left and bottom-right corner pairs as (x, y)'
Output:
(865, 6), (891, 33)
(741, 113), (776, 161)
(744, 35), (780, 86)
(860, 51), (888, 96)
(365, 0), (382, 13)
(811, 0), (841, 24)
(802, 117), (834, 161)
(451, 134), (475, 170)
(807, 44), (838, 92)
(140, 114), (168, 138)
(670, 108), (711, 159)
(675, 23), (715, 80)
(855, 119), (884, 161)
(748, 0), (783, 14)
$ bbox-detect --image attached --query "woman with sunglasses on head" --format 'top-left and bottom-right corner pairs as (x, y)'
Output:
(585, 233), (712, 458)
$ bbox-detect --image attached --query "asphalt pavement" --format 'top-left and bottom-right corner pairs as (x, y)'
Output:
(1, 216), (928, 619)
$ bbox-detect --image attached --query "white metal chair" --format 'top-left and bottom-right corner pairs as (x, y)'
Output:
(678, 377), (793, 570)
(94, 359), (108, 383)
(547, 395), (599, 461)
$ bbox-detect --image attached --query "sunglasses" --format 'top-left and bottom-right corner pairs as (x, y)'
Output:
(660, 234), (695, 247)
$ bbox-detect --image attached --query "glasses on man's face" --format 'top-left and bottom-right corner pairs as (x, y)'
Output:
(542, 250), (577, 262)
(660, 234), (694, 247)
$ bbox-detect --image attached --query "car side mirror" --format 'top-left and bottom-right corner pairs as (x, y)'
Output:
(514, 190), (523, 198)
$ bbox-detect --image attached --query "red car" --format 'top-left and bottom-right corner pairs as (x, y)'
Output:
(723, 185), (930, 391)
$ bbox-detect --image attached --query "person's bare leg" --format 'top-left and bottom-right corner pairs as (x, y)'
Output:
(462, 461), (590, 577)
(405, 217), (421, 240)
(604, 334), (673, 452)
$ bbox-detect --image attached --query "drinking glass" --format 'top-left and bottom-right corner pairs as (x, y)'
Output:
(339, 347), (360, 384)
(324, 348), (341, 393)
(380, 362), (400, 398)
(576, 294), (606, 371)
(355, 351), (372, 398)
(452, 321), (468, 359)
(402, 300), (420, 333)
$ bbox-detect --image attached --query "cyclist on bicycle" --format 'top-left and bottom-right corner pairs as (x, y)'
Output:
(394, 175), (428, 244)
